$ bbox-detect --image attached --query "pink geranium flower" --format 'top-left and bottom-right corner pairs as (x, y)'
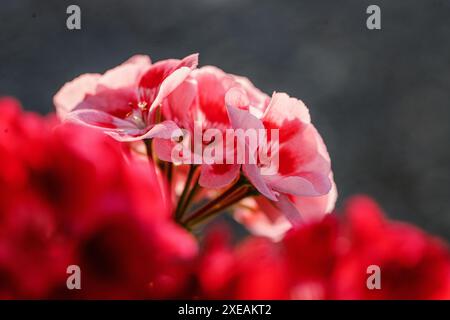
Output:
(155, 66), (269, 188)
(225, 89), (334, 225)
(54, 54), (198, 141)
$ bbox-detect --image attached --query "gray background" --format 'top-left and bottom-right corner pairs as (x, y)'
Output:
(1, 0), (449, 240)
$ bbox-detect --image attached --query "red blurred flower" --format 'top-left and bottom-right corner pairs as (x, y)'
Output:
(193, 197), (450, 300)
(283, 215), (340, 299)
(279, 196), (450, 300)
(193, 226), (289, 299)
(0, 98), (197, 298)
(330, 196), (450, 299)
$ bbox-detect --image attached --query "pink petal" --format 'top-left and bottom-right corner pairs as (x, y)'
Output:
(76, 87), (137, 119)
(243, 164), (278, 201)
(54, 55), (151, 120)
(274, 194), (303, 227)
(139, 54), (198, 109)
(53, 73), (101, 118)
(162, 78), (197, 130)
(226, 103), (277, 200)
(98, 55), (152, 90)
(65, 109), (138, 130)
(270, 124), (332, 196)
(153, 128), (192, 164)
(262, 92), (311, 126)
(65, 110), (182, 142)
(226, 103), (265, 159)
(199, 163), (240, 189)
(192, 66), (234, 127)
(177, 53), (199, 69)
(225, 87), (250, 110)
(232, 75), (270, 111)
(226, 103), (264, 132)
(264, 173), (331, 197)
(140, 53), (198, 90)
(153, 138), (177, 162)
(125, 120), (183, 142)
(234, 198), (291, 241)
(236, 194), (303, 240)
(293, 174), (338, 221)
(148, 67), (194, 117)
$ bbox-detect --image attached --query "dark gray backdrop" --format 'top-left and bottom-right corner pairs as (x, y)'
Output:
(1, 0), (449, 239)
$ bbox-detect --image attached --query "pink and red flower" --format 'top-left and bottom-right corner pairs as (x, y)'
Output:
(54, 54), (198, 142)
(225, 89), (334, 228)
(155, 65), (270, 189)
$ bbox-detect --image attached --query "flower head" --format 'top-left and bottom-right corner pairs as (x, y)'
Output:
(54, 54), (198, 142)
(155, 66), (269, 189)
(225, 89), (334, 227)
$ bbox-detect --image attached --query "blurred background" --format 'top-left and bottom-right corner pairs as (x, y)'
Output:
(1, 0), (449, 240)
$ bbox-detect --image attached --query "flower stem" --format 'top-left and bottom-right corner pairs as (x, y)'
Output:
(144, 139), (153, 163)
(175, 165), (197, 221)
(182, 177), (254, 229)
(178, 173), (200, 217)
(164, 161), (173, 187)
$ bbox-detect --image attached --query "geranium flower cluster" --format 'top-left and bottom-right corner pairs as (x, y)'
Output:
(0, 54), (449, 299)
(53, 54), (337, 234)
